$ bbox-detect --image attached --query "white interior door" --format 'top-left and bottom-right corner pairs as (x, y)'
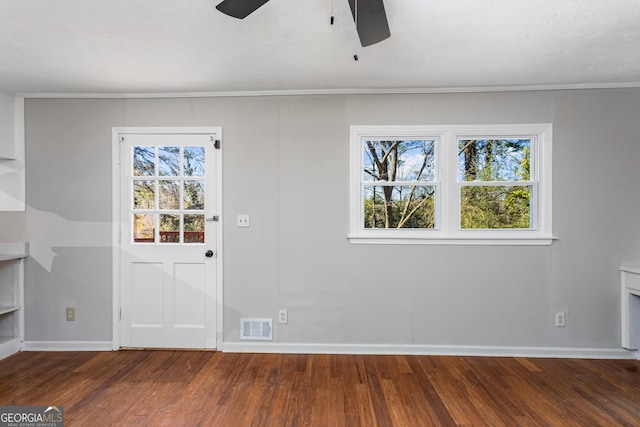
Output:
(119, 132), (219, 349)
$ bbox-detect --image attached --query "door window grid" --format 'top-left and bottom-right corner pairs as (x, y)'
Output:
(132, 145), (206, 244)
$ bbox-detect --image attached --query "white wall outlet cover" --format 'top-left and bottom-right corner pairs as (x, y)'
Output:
(555, 312), (567, 327)
(237, 214), (250, 227)
(278, 309), (288, 324)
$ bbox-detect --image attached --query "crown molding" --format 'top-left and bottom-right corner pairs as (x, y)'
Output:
(16, 82), (640, 99)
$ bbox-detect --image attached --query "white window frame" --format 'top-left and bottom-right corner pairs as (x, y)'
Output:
(349, 124), (553, 245)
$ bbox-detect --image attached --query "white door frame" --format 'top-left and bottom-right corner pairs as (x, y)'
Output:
(111, 127), (223, 350)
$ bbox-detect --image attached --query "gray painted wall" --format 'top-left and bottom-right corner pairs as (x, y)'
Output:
(1, 89), (639, 349)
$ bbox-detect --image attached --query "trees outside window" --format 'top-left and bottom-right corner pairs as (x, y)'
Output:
(349, 125), (552, 245)
(363, 139), (436, 229)
(458, 138), (532, 229)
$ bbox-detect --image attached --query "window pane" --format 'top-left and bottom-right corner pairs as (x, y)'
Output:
(184, 214), (205, 243)
(158, 146), (180, 177)
(364, 185), (435, 229)
(460, 186), (531, 229)
(133, 146), (155, 176)
(133, 213), (155, 242)
(184, 180), (204, 210)
(458, 139), (530, 182)
(363, 140), (435, 182)
(159, 214), (180, 243)
(133, 180), (154, 210)
(184, 146), (205, 177)
(159, 180), (180, 210)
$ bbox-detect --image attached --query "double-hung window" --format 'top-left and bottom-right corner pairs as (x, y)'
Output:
(349, 124), (553, 245)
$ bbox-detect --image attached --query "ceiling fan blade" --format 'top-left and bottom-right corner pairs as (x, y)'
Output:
(347, 0), (391, 47)
(216, 0), (271, 19)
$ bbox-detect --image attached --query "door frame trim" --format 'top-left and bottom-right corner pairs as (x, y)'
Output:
(111, 127), (223, 350)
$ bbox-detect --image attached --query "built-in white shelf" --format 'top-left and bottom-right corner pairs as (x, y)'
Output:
(0, 242), (27, 360)
(0, 254), (27, 262)
(621, 265), (640, 351)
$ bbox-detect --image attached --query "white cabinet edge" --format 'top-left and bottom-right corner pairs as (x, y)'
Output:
(621, 265), (640, 274)
(0, 242), (28, 257)
(0, 96), (25, 211)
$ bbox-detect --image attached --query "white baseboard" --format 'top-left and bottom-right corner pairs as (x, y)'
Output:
(21, 341), (114, 352)
(221, 342), (638, 360)
(15, 340), (639, 360)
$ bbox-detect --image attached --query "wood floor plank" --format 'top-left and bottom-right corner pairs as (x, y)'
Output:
(407, 357), (460, 426)
(1, 351), (639, 426)
(363, 356), (394, 426)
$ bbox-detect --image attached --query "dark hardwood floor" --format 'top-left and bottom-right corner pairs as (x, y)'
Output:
(0, 350), (639, 426)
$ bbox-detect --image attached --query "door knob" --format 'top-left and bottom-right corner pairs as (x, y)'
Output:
(205, 250), (214, 258)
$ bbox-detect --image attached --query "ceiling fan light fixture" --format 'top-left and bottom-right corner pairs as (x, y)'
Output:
(348, 0), (391, 47)
(215, 0), (390, 47)
(215, 0), (270, 19)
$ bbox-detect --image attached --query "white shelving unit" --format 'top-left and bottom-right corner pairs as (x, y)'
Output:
(0, 242), (27, 360)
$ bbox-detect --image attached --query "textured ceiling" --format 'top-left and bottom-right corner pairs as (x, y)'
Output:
(1, 0), (639, 94)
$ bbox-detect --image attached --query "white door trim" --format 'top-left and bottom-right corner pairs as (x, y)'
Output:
(111, 127), (223, 350)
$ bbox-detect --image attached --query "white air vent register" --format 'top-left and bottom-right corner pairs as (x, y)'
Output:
(240, 318), (272, 340)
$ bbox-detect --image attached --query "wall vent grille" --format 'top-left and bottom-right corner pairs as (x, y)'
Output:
(240, 318), (272, 340)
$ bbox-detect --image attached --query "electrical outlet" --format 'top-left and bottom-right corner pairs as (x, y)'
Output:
(66, 307), (76, 322)
(237, 214), (250, 228)
(555, 312), (566, 327)
(278, 309), (288, 324)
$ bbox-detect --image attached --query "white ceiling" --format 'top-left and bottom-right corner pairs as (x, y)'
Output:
(1, 0), (639, 94)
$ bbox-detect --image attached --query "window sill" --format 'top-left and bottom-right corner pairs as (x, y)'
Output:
(347, 235), (556, 246)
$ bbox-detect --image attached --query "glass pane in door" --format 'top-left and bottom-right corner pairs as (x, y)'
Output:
(159, 214), (180, 243)
(133, 180), (155, 209)
(184, 180), (204, 210)
(133, 146), (155, 176)
(184, 214), (205, 243)
(134, 213), (155, 243)
(159, 180), (180, 210)
(158, 146), (180, 176)
(184, 146), (205, 176)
